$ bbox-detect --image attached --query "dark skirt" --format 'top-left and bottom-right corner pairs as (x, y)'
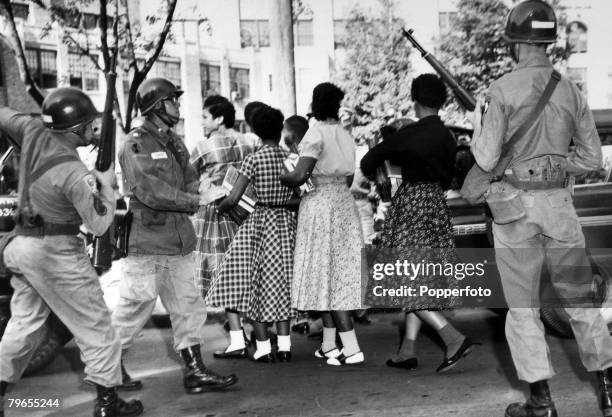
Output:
(365, 181), (459, 310)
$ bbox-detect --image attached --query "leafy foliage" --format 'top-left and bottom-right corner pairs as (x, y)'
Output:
(437, 0), (569, 122)
(334, 0), (412, 145)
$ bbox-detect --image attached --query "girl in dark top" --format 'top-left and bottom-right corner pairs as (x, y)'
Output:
(361, 74), (475, 373)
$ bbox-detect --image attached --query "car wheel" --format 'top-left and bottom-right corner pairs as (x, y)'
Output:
(0, 297), (73, 376)
(540, 307), (574, 339)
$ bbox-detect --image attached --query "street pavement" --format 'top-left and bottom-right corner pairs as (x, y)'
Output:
(3, 309), (602, 417)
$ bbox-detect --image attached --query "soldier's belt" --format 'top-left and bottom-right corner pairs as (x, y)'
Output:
(15, 222), (81, 237)
(504, 177), (565, 190)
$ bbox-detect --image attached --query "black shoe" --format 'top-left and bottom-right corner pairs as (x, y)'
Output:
(386, 357), (418, 370)
(251, 352), (275, 363)
(505, 380), (557, 417)
(291, 321), (310, 334)
(180, 345), (238, 394)
(436, 337), (476, 373)
(93, 384), (143, 417)
(213, 347), (248, 359)
(117, 362), (142, 391)
(276, 351), (292, 362)
(597, 369), (612, 417)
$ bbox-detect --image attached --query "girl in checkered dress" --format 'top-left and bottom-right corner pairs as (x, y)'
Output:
(190, 96), (258, 358)
(209, 105), (297, 362)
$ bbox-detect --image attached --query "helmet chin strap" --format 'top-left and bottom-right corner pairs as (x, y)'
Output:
(508, 43), (519, 63)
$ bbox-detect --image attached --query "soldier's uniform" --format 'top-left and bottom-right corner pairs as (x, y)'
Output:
(0, 108), (121, 387)
(473, 51), (612, 385)
(113, 115), (207, 352)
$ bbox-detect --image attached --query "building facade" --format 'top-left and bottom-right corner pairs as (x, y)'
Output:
(0, 0), (611, 151)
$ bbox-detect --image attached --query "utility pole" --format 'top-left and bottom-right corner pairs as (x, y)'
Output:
(269, 0), (296, 116)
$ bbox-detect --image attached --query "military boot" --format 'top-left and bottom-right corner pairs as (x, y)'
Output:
(505, 380), (557, 417)
(597, 369), (612, 417)
(93, 384), (143, 417)
(179, 345), (238, 394)
(117, 362), (142, 391)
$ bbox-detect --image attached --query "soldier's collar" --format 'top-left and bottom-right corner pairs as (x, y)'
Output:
(515, 55), (552, 70)
(140, 115), (172, 145)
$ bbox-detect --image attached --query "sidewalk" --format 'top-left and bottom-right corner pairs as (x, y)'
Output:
(4, 309), (602, 417)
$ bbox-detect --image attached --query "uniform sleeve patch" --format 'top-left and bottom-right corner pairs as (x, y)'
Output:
(83, 174), (98, 194)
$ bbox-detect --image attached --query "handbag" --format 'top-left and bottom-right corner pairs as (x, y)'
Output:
(461, 70), (561, 223)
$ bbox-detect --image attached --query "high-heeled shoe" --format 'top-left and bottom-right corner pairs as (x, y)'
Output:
(436, 337), (477, 373)
(291, 321), (310, 334)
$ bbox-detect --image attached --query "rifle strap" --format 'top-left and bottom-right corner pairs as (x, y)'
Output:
(492, 70), (561, 179)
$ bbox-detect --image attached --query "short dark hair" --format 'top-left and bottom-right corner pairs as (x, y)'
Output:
(244, 101), (267, 128)
(411, 74), (447, 109)
(283, 115), (309, 145)
(203, 94), (229, 108)
(251, 105), (284, 143)
(204, 95), (235, 128)
(311, 82), (345, 121)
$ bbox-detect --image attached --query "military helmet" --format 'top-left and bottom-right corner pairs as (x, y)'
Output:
(503, 0), (557, 44)
(41, 87), (99, 131)
(136, 78), (183, 115)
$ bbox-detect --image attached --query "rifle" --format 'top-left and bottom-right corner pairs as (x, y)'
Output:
(401, 28), (476, 112)
(91, 56), (117, 272)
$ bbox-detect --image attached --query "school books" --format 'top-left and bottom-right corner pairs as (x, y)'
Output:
(221, 166), (257, 225)
(283, 152), (315, 196)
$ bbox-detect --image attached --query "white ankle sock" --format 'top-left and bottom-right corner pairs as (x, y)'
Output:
(322, 327), (337, 352)
(227, 330), (246, 351)
(339, 329), (360, 357)
(277, 335), (291, 352)
(253, 339), (272, 359)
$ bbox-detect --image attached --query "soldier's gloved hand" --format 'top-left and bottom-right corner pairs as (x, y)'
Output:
(93, 164), (118, 190)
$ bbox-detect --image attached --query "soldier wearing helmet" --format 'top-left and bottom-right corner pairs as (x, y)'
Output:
(0, 88), (144, 417)
(112, 78), (238, 395)
(469, 1), (612, 416)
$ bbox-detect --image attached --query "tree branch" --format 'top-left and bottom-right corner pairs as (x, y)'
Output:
(142, 0), (177, 75)
(99, 0), (110, 71)
(121, 0), (138, 72)
(63, 31), (103, 71)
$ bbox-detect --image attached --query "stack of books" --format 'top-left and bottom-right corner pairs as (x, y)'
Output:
(284, 153), (315, 196)
(221, 166), (258, 225)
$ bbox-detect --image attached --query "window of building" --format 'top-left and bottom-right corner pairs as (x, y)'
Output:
(230, 67), (249, 100)
(11, 3), (29, 20)
(200, 63), (221, 97)
(147, 60), (181, 87)
(68, 53), (99, 91)
(295, 20), (314, 46)
(25, 48), (57, 89)
(438, 12), (458, 34)
(567, 21), (588, 54)
(567, 67), (587, 95)
(239, 20), (270, 48)
(333, 19), (347, 49)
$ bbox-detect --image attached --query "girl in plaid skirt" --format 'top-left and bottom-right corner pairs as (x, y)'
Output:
(209, 105), (297, 362)
(190, 96), (258, 358)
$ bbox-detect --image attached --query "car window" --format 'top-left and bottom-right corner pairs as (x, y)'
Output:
(573, 144), (612, 187)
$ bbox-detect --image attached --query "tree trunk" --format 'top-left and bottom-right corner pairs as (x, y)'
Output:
(269, 0), (296, 116)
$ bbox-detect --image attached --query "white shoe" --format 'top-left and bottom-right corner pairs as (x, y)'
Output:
(314, 346), (342, 359)
(326, 350), (365, 366)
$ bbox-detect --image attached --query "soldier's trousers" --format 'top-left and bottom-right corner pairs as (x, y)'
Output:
(111, 253), (207, 353)
(0, 235), (122, 387)
(493, 188), (612, 383)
